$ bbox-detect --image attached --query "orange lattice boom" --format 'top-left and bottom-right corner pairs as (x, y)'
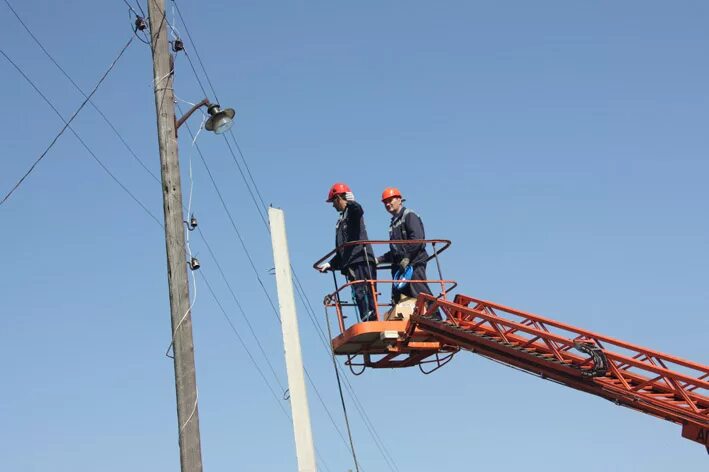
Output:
(412, 293), (709, 449)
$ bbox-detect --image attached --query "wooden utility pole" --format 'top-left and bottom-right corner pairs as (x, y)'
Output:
(269, 208), (317, 472)
(147, 1), (203, 471)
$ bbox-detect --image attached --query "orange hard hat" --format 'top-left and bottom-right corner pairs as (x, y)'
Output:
(326, 182), (351, 202)
(381, 187), (402, 202)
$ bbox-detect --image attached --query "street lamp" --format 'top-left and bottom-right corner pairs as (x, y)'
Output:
(175, 98), (235, 135)
(205, 104), (236, 134)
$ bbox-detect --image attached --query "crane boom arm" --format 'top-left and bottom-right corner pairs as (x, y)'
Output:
(407, 293), (709, 450)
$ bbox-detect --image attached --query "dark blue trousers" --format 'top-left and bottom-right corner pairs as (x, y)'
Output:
(345, 262), (377, 321)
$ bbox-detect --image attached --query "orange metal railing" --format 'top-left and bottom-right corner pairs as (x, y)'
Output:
(314, 239), (456, 333)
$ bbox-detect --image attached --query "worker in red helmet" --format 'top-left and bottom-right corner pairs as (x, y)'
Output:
(377, 187), (439, 318)
(317, 183), (377, 322)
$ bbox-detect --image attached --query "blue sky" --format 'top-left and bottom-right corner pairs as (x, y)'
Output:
(1, 1), (707, 471)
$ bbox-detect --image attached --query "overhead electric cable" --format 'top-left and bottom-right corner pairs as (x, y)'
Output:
(200, 270), (290, 417)
(177, 104), (354, 452)
(178, 46), (269, 230)
(121, 0), (140, 16)
(175, 105), (281, 322)
(196, 232), (336, 472)
(324, 305), (360, 472)
(171, 7), (401, 469)
(221, 135), (269, 228)
(170, 8), (336, 369)
(172, 1), (269, 220)
(4, 0), (161, 185)
(0, 38), (148, 214)
(2, 6), (331, 468)
(118, 0), (151, 44)
(197, 226), (286, 389)
(134, 0), (146, 17)
(171, 1), (218, 103)
(228, 134), (268, 212)
(290, 278), (400, 472)
(199, 270), (333, 472)
(2, 31), (199, 255)
(179, 115), (286, 392)
(302, 284), (401, 471)
(179, 106), (364, 462)
(170, 3), (347, 359)
(5, 1), (251, 285)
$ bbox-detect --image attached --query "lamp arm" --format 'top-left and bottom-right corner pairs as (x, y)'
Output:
(175, 97), (209, 130)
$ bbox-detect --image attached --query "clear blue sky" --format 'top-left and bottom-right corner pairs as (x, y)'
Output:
(1, 1), (707, 471)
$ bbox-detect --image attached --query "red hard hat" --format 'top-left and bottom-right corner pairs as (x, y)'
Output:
(381, 187), (402, 202)
(326, 182), (351, 202)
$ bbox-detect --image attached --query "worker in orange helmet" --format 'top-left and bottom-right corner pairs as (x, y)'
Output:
(377, 187), (440, 318)
(317, 183), (377, 322)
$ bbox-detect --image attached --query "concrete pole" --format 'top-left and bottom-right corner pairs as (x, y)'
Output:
(147, 1), (203, 471)
(269, 207), (317, 472)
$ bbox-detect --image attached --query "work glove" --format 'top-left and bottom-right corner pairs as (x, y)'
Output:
(344, 191), (355, 201)
(317, 262), (331, 273)
(398, 257), (410, 272)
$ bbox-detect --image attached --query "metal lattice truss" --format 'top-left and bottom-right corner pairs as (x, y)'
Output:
(408, 293), (709, 448)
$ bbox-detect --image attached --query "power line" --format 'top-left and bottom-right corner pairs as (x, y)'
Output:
(307, 295), (401, 471)
(181, 116), (285, 392)
(169, 6), (393, 467)
(177, 46), (269, 230)
(134, 0), (147, 17)
(175, 104), (281, 322)
(197, 227), (286, 390)
(2, 5), (333, 469)
(324, 305), (360, 472)
(228, 133), (269, 213)
(4, 0), (161, 186)
(175, 103), (354, 452)
(118, 0), (151, 44)
(290, 273), (401, 471)
(291, 278), (401, 472)
(176, 94), (378, 468)
(181, 49), (209, 99)
(221, 134), (269, 228)
(172, 1), (269, 221)
(121, 0), (140, 16)
(2, 18), (200, 254)
(0, 38), (147, 212)
(178, 120), (353, 469)
(6, 5), (300, 451)
(199, 278), (335, 472)
(5, 0), (270, 304)
(171, 1), (218, 102)
(199, 269), (289, 416)
(170, 6), (401, 469)
(169, 0), (341, 360)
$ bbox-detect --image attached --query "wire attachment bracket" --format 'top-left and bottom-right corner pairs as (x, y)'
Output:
(184, 213), (198, 231)
(134, 15), (147, 31)
(189, 257), (200, 271)
(172, 38), (184, 52)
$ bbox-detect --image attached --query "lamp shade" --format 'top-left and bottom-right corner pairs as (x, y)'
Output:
(205, 104), (236, 134)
